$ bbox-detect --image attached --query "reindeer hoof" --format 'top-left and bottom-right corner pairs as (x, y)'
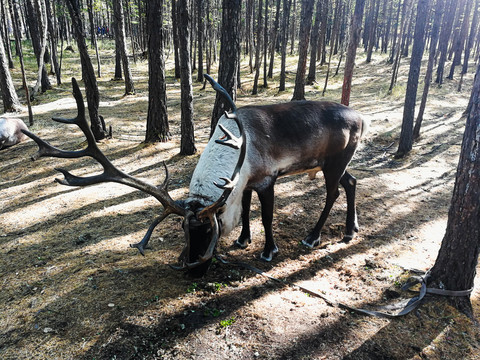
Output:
(260, 246), (279, 262)
(341, 234), (354, 243)
(130, 243), (146, 256)
(234, 236), (251, 249)
(302, 237), (320, 249)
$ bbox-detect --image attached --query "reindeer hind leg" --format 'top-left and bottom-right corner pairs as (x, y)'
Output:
(339, 171), (358, 242)
(302, 164), (343, 248)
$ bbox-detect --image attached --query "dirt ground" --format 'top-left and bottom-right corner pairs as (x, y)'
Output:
(1, 46), (480, 360)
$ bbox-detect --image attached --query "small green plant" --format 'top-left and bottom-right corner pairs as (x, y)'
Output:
(187, 282), (198, 293)
(214, 282), (226, 292)
(219, 317), (236, 328)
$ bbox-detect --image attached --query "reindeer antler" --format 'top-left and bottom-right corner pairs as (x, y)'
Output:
(23, 78), (186, 256)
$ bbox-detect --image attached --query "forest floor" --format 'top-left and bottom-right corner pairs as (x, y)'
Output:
(1, 43), (480, 360)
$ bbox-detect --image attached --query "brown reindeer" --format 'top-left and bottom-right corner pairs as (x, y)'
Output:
(23, 76), (368, 275)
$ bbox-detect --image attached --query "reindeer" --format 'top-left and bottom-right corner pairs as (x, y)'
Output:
(23, 76), (368, 275)
(0, 117), (29, 150)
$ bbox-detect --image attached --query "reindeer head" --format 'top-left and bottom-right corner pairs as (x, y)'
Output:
(23, 75), (244, 276)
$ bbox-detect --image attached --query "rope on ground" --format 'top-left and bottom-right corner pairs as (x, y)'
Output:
(216, 255), (473, 319)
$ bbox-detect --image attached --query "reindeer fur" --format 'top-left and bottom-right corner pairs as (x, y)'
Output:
(190, 100), (368, 261)
(0, 118), (29, 150)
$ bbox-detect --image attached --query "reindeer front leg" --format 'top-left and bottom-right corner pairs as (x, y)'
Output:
(235, 189), (252, 249)
(258, 184), (278, 261)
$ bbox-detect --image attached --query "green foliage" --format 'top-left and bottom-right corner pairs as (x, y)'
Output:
(186, 282), (198, 293)
(219, 317), (236, 328)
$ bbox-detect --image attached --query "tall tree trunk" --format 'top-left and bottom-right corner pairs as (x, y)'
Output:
(29, 0), (50, 99)
(196, 0), (204, 82)
(306, 0), (323, 85)
(210, 0), (241, 134)
(388, 0), (412, 93)
(246, 0), (254, 73)
(0, 0), (14, 69)
(428, 63), (480, 319)
(252, 0), (264, 95)
(11, 0), (33, 123)
(341, 0), (365, 106)
(263, 0), (269, 88)
(382, 0), (393, 54)
(279, 0), (292, 92)
(387, 0), (403, 64)
(447, 0), (471, 80)
(458, 0), (479, 92)
(86, 0), (101, 78)
(291, 0), (315, 101)
(46, 0), (61, 84)
(268, 0), (281, 79)
(435, 0), (458, 84)
(366, 0), (380, 63)
(290, 0), (297, 55)
(113, 0), (135, 95)
(125, 0), (136, 64)
(321, 0), (341, 97)
(177, 0), (196, 155)
(413, 0), (445, 140)
(317, 0), (328, 65)
(65, 0), (106, 141)
(145, 0), (169, 143)
(396, 0), (431, 158)
(0, 24), (21, 112)
(172, 0), (180, 79)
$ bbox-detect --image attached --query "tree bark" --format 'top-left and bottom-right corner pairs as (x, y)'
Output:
(396, 0), (431, 158)
(291, 0), (315, 101)
(0, 0), (14, 69)
(28, 0), (50, 99)
(86, 0), (101, 79)
(196, 0), (204, 82)
(263, 0), (269, 88)
(366, 0), (380, 63)
(428, 63), (480, 318)
(458, 0), (479, 92)
(172, 0), (181, 79)
(145, 0), (170, 143)
(11, 0), (33, 123)
(177, 0), (196, 155)
(252, 0), (264, 95)
(341, 0), (365, 106)
(113, 0), (135, 95)
(268, 0), (281, 79)
(306, 0), (323, 85)
(413, 0), (445, 140)
(279, 0), (292, 92)
(321, 0), (341, 97)
(0, 24), (21, 113)
(210, 0), (241, 135)
(435, 0), (458, 85)
(388, 0), (412, 93)
(447, 0), (471, 80)
(65, 0), (106, 141)
(45, 0), (61, 84)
